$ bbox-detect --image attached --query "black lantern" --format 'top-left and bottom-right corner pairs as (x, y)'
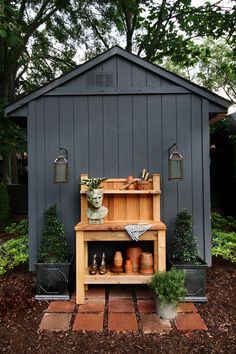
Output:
(54, 148), (68, 183)
(168, 144), (183, 181)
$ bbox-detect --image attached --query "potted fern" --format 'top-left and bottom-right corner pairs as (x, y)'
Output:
(35, 204), (74, 300)
(148, 269), (187, 319)
(170, 208), (208, 303)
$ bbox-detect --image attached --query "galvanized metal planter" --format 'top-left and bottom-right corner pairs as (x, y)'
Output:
(35, 255), (74, 300)
(169, 258), (208, 303)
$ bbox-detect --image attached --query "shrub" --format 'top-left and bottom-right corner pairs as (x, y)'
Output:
(0, 236), (29, 276)
(172, 209), (199, 264)
(0, 183), (11, 230)
(211, 212), (236, 230)
(5, 219), (28, 237)
(212, 230), (236, 263)
(38, 204), (68, 263)
(148, 269), (187, 306)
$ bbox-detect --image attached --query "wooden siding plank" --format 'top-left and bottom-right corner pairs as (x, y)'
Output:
(118, 96), (133, 176)
(28, 101), (37, 271)
(132, 63), (147, 87)
(102, 56), (118, 88)
(44, 97), (60, 206)
(117, 56), (132, 88)
(147, 95), (162, 175)
(35, 98), (46, 250)
(191, 95), (204, 258)
(202, 98), (211, 265)
(147, 72), (161, 88)
(59, 96), (75, 252)
(103, 96), (119, 177)
(88, 96), (104, 177)
(162, 95), (178, 252)
(177, 94), (192, 211)
(133, 95), (148, 177)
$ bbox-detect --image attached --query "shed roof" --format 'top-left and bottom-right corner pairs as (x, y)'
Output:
(5, 46), (230, 115)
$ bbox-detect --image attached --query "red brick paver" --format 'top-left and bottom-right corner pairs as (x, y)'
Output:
(177, 303), (198, 313)
(73, 313), (104, 331)
(47, 300), (76, 313)
(85, 287), (105, 299)
(135, 287), (155, 299)
(140, 314), (172, 334)
(137, 300), (156, 313)
(108, 313), (138, 332)
(78, 300), (105, 313)
(109, 286), (133, 300)
(39, 313), (72, 331)
(108, 300), (134, 313)
(175, 313), (208, 331)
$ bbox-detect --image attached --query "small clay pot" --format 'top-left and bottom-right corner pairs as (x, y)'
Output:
(127, 176), (135, 190)
(139, 252), (154, 275)
(125, 259), (133, 274)
(126, 246), (142, 272)
(136, 180), (151, 190)
(113, 251), (123, 267)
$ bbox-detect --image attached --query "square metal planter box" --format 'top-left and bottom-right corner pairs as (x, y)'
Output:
(35, 255), (74, 300)
(169, 258), (208, 303)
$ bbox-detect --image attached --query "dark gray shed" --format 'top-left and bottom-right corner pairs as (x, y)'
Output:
(5, 46), (229, 270)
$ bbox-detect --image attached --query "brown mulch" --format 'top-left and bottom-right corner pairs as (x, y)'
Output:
(0, 258), (235, 354)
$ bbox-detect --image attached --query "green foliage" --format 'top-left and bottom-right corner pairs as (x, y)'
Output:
(148, 269), (187, 306)
(80, 177), (107, 190)
(212, 230), (236, 264)
(5, 219), (28, 237)
(172, 209), (199, 264)
(0, 183), (11, 230)
(38, 204), (68, 263)
(211, 212), (236, 263)
(0, 235), (28, 276)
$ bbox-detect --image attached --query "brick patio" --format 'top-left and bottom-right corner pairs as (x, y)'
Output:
(39, 285), (208, 333)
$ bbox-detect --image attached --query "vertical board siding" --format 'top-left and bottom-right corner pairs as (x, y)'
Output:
(28, 101), (37, 270)
(191, 95), (204, 258)
(161, 95), (178, 254)
(202, 98), (211, 265)
(177, 94), (192, 211)
(28, 57), (214, 268)
(103, 96), (119, 177)
(133, 95), (148, 176)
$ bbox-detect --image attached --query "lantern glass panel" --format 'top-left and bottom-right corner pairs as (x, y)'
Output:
(54, 158), (68, 183)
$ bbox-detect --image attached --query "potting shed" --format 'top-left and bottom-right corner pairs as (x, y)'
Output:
(5, 46), (229, 272)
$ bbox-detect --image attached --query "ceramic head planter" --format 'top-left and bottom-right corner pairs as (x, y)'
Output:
(80, 177), (108, 224)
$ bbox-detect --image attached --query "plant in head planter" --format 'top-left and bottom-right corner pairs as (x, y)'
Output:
(148, 269), (187, 319)
(80, 177), (108, 224)
(35, 204), (74, 300)
(170, 208), (208, 303)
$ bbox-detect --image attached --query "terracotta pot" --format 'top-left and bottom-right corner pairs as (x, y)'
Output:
(139, 252), (154, 275)
(126, 246), (142, 272)
(136, 180), (151, 190)
(125, 259), (133, 274)
(127, 176), (135, 190)
(113, 251), (123, 267)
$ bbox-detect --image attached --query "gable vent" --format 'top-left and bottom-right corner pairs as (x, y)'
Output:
(87, 72), (114, 88)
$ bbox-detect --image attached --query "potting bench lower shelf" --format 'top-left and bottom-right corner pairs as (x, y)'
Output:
(74, 221), (166, 304)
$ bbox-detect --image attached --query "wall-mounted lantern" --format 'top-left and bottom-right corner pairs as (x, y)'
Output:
(168, 143), (183, 181)
(54, 148), (68, 183)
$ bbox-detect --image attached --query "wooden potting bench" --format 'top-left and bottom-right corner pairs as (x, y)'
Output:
(75, 173), (166, 304)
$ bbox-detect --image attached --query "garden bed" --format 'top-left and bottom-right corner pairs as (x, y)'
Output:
(0, 257), (235, 354)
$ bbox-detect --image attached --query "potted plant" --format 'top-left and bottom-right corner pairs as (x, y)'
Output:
(148, 269), (187, 319)
(170, 208), (208, 303)
(80, 177), (108, 224)
(35, 204), (74, 300)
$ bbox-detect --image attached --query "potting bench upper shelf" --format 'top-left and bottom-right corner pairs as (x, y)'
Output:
(75, 173), (166, 304)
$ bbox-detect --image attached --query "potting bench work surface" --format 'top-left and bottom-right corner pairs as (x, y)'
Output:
(39, 285), (207, 333)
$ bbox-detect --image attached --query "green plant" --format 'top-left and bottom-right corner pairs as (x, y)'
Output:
(0, 183), (11, 230)
(211, 212), (236, 231)
(38, 204), (68, 263)
(80, 177), (107, 190)
(5, 219), (28, 237)
(148, 269), (187, 306)
(172, 209), (199, 264)
(0, 236), (29, 276)
(212, 230), (236, 263)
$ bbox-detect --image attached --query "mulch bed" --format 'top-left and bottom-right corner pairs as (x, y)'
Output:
(0, 258), (235, 354)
